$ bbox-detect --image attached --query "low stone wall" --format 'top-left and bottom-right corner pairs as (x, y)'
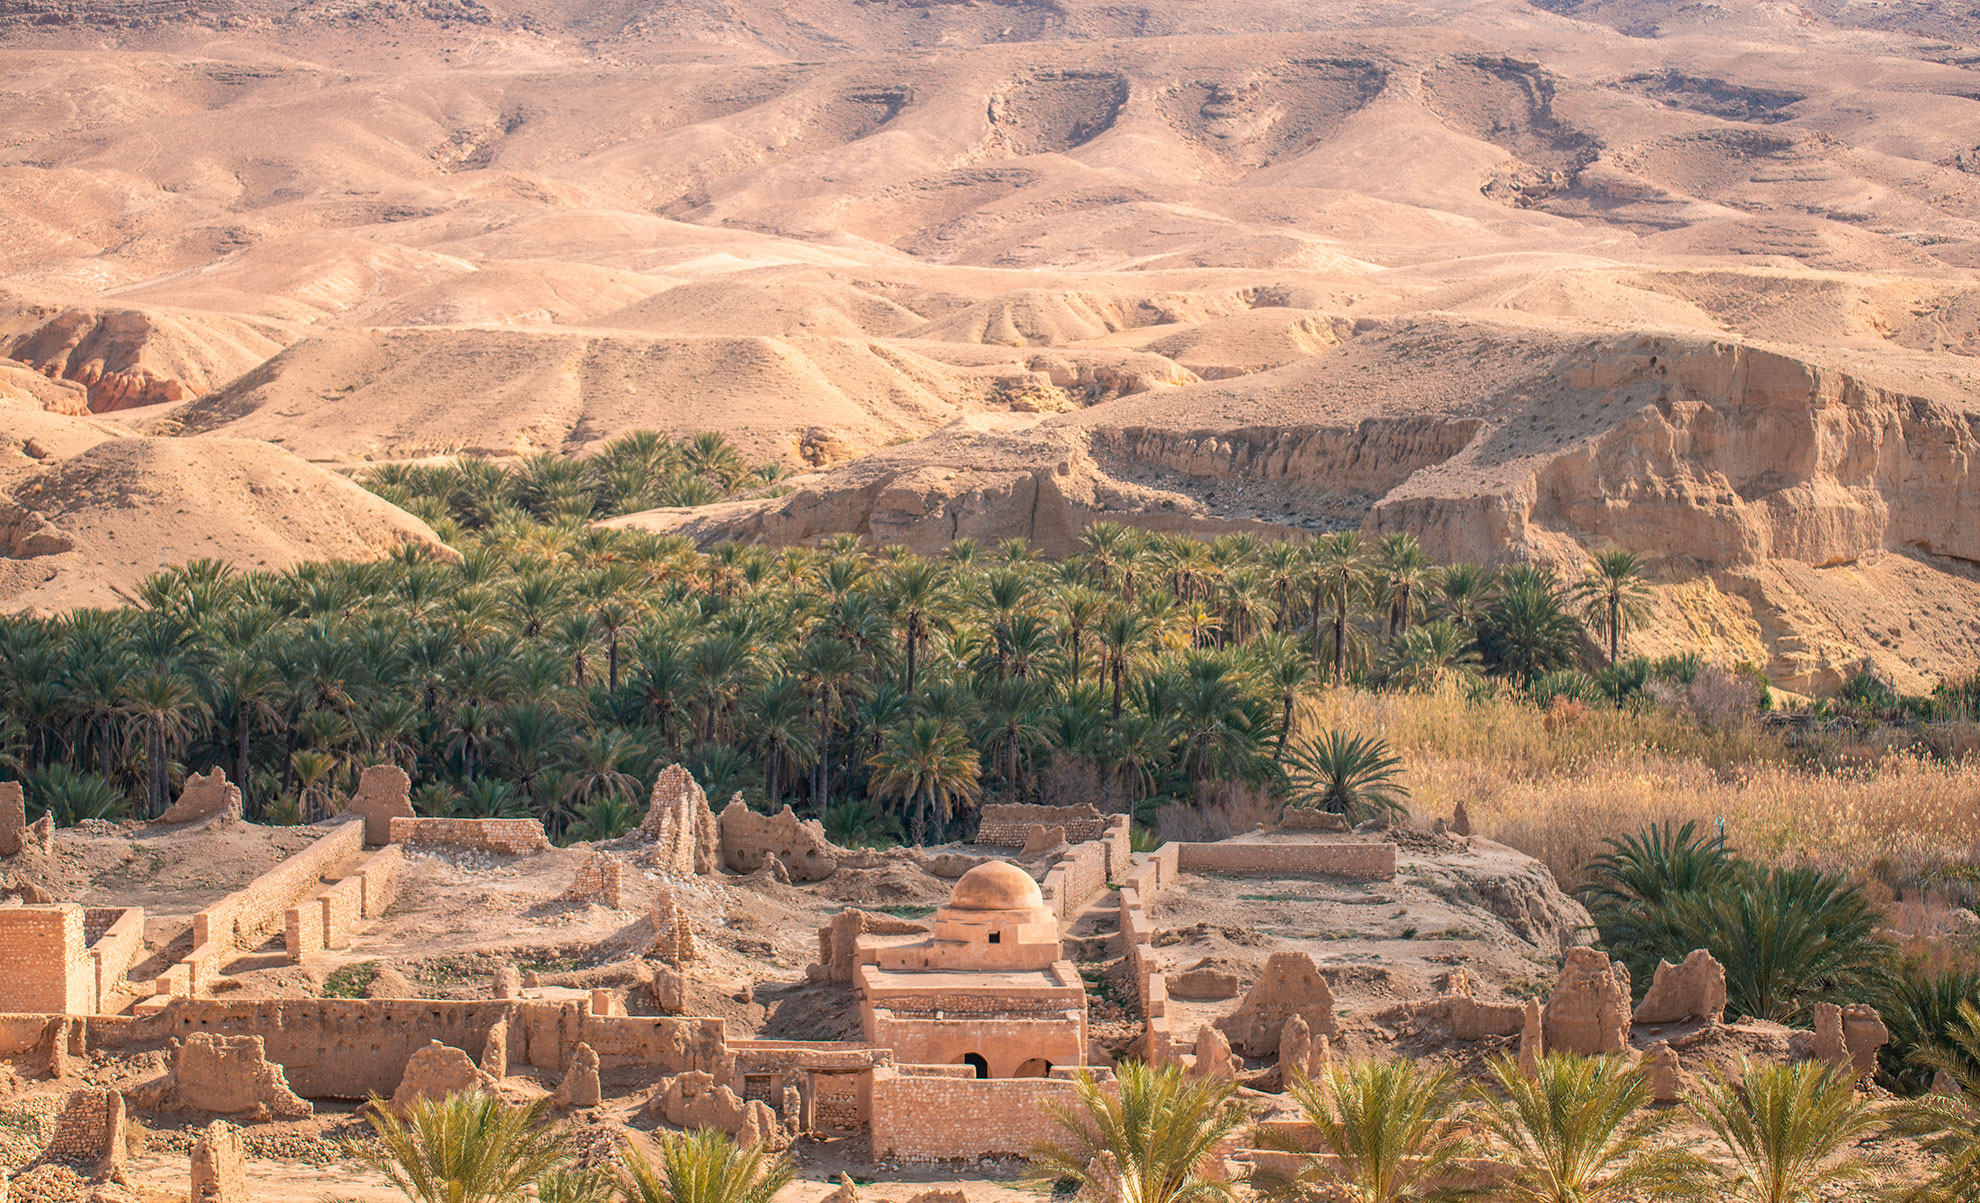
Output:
(358, 846), (403, 918)
(1041, 840), (1109, 922)
(85, 908), (145, 1013)
(194, 820), (365, 955)
(1174, 840), (1396, 879)
(389, 817), (549, 856)
(869, 1066), (1109, 1159)
(976, 804), (1107, 847)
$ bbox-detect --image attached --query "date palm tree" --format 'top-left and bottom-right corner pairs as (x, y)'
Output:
(1688, 1059), (1884, 1203)
(1030, 1061), (1250, 1203)
(1572, 551), (1655, 666)
(353, 1091), (570, 1203)
(868, 716), (979, 844)
(1376, 532), (1434, 639)
(122, 668), (204, 817)
(1893, 999), (1980, 1202)
(1257, 1059), (1478, 1203)
(620, 1127), (794, 1203)
(1282, 731), (1409, 821)
(1469, 1053), (1704, 1203)
(1308, 532), (1369, 687)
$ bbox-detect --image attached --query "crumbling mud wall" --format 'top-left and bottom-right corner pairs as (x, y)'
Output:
(717, 800), (845, 881)
(1041, 840), (1109, 922)
(388, 817), (549, 856)
(157, 767), (242, 825)
(345, 765), (413, 846)
(137, 999), (727, 1098)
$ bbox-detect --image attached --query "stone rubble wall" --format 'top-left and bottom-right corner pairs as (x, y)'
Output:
(976, 803), (1108, 847)
(1174, 839), (1396, 879)
(388, 817), (549, 856)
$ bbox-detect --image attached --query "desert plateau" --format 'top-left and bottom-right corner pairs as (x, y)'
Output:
(3, 0), (1980, 1200)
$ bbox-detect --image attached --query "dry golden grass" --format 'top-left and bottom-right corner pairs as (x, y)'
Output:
(1304, 686), (1980, 890)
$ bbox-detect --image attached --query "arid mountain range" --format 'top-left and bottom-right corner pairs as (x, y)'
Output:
(2, 0), (1978, 690)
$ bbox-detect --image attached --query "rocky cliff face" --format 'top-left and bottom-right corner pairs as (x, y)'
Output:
(612, 334), (1980, 693)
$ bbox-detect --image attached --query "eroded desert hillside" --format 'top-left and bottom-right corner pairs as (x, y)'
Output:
(3, 0), (1979, 688)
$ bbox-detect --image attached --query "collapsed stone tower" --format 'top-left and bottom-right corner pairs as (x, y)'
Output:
(640, 765), (719, 877)
(650, 886), (698, 966)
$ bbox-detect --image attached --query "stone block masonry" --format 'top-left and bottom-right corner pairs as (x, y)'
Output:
(869, 1066), (1111, 1159)
(1174, 839), (1396, 879)
(389, 817), (549, 856)
(0, 904), (94, 1015)
(563, 852), (624, 908)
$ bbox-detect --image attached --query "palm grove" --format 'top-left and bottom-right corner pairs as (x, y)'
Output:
(0, 431), (1682, 846)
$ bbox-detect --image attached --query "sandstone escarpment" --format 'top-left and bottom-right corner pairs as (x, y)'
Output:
(3, 305), (290, 414)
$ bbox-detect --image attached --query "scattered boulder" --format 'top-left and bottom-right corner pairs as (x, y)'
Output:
(189, 1121), (246, 1203)
(1542, 947), (1631, 1055)
(552, 1043), (601, 1109)
(1633, 950), (1727, 1026)
(1451, 801), (1472, 838)
(493, 964), (522, 1000)
(1167, 968), (1239, 1001)
(390, 1042), (490, 1117)
(639, 765), (720, 877)
(155, 768), (241, 826)
(1215, 952), (1339, 1056)
(346, 766), (414, 846)
(171, 1035), (311, 1121)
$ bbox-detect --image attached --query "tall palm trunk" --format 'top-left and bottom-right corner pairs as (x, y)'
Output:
(1332, 596), (1349, 687)
(235, 706), (253, 816)
(147, 717), (169, 818)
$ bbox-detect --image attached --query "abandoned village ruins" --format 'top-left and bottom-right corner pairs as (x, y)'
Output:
(0, 764), (1893, 1195)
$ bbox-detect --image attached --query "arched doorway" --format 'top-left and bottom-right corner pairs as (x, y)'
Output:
(1014, 1058), (1053, 1078)
(962, 1053), (990, 1079)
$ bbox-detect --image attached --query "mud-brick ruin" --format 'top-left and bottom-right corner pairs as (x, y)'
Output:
(0, 763), (1898, 1195)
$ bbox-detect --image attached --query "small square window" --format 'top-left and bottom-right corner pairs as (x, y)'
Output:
(988, 931), (1002, 944)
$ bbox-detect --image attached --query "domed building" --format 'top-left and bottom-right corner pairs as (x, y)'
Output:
(854, 859), (1089, 1080)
